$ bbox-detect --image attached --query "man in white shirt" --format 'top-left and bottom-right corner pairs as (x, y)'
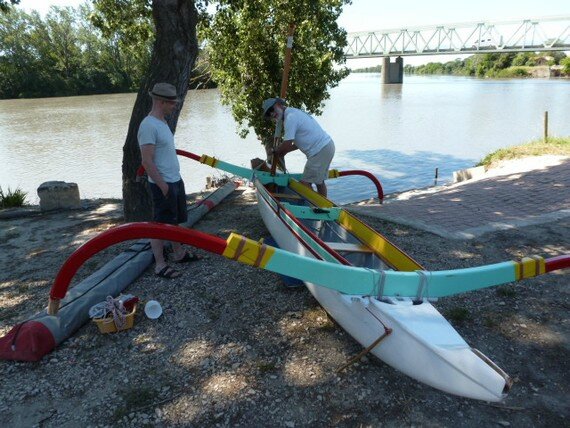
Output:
(263, 97), (335, 197)
(138, 82), (200, 279)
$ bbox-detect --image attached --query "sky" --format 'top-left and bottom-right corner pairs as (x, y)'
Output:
(16, 0), (570, 66)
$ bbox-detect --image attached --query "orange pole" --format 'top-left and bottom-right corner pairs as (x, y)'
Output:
(271, 23), (296, 176)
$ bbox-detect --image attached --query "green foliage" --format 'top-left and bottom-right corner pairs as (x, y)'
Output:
(353, 65), (381, 73)
(0, 186), (28, 208)
(477, 137), (570, 167)
(406, 51), (568, 78)
(0, 3), (152, 99)
(0, 0), (19, 13)
(201, 0), (350, 142)
(492, 66), (530, 78)
(407, 59), (465, 76)
(562, 57), (570, 74)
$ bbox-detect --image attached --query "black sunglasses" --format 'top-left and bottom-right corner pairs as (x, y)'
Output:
(265, 106), (275, 118)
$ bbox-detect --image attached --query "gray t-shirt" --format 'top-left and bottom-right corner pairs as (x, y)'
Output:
(137, 116), (181, 183)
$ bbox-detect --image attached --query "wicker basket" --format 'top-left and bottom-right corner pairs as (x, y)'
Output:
(93, 304), (137, 334)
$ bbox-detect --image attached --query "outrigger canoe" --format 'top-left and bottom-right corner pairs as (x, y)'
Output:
(48, 151), (569, 402)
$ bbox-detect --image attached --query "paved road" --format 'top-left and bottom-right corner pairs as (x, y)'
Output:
(347, 156), (570, 239)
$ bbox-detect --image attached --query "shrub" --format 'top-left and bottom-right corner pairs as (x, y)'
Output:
(0, 186), (28, 208)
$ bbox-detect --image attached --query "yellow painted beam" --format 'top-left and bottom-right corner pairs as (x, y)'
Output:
(289, 180), (334, 208)
(338, 211), (423, 272)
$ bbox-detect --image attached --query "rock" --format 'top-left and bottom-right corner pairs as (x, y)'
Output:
(37, 181), (80, 211)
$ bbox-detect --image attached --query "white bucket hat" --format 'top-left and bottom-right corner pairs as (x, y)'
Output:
(262, 97), (285, 117)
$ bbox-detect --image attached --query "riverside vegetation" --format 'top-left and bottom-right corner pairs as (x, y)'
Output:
(0, 187), (27, 209)
(477, 137), (570, 167)
(353, 52), (570, 78)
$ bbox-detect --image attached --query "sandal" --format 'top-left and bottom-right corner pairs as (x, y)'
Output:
(173, 251), (202, 263)
(155, 265), (181, 279)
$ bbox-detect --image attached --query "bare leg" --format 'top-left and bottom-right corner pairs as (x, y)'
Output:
(171, 241), (186, 260)
(150, 239), (166, 273)
(316, 182), (327, 197)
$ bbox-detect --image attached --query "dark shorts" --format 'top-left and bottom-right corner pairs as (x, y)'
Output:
(149, 179), (188, 225)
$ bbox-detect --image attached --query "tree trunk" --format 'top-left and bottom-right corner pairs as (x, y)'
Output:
(122, 0), (199, 222)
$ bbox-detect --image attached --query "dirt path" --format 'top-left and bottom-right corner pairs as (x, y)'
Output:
(0, 189), (568, 427)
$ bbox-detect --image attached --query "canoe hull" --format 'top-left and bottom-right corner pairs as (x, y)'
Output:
(256, 185), (510, 401)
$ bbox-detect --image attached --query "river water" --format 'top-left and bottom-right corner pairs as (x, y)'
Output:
(1, 74), (569, 205)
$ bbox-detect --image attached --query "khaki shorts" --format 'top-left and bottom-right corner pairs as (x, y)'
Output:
(302, 141), (335, 184)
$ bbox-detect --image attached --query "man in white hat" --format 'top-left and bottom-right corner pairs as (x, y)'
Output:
(138, 82), (200, 279)
(263, 97), (335, 197)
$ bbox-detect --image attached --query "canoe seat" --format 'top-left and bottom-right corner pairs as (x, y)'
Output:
(324, 242), (373, 253)
(271, 192), (303, 200)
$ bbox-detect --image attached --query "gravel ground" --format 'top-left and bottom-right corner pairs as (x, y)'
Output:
(0, 187), (568, 427)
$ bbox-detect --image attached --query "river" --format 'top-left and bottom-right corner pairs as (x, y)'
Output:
(1, 74), (569, 205)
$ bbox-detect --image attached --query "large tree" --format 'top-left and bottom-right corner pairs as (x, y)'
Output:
(0, 0), (19, 13)
(92, 0), (199, 221)
(91, 0), (349, 221)
(202, 0), (350, 143)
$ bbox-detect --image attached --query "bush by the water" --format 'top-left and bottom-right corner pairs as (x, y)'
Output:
(0, 186), (28, 208)
(477, 137), (570, 167)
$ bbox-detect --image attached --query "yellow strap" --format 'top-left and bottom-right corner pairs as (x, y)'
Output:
(223, 233), (275, 268)
(254, 244), (267, 268)
(231, 236), (247, 261)
(515, 256), (545, 280)
(200, 154), (218, 168)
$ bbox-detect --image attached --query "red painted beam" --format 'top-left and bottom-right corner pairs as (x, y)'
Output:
(545, 255), (570, 273)
(338, 170), (384, 201)
(137, 149), (202, 177)
(50, 223), (227, 300)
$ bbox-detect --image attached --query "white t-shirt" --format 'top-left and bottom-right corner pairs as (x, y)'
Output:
(283, 107), (332, 157)
(137, 116), (181, 183)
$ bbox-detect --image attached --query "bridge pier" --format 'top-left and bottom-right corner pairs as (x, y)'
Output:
(382, 56), (403, 84)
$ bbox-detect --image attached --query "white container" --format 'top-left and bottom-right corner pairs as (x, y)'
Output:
(144, 300), (163, 319)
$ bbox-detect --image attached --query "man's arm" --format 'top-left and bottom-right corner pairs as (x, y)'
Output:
(140, 144), (169, 196)
(274, 139), (297, 156)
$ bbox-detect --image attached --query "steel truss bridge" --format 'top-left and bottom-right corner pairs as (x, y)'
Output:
(344, 16), (570, 58)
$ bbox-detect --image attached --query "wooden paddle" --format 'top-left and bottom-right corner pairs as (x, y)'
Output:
(270, 23), (296, 177)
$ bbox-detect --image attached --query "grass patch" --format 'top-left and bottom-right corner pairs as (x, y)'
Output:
(477, 137), (570, 167)
(0, 186), (28, 208)
(444, 307), (470, 323)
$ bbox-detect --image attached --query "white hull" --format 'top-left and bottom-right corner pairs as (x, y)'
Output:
(257, 190), (510, 401)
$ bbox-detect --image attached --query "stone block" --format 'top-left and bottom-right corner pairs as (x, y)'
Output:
(37, 181), (81, 211)
(453, 166), (486, 183)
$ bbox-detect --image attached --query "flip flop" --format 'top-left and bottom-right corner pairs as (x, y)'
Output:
(155, 265), (181, 279)
(174, 251), (202, 263)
